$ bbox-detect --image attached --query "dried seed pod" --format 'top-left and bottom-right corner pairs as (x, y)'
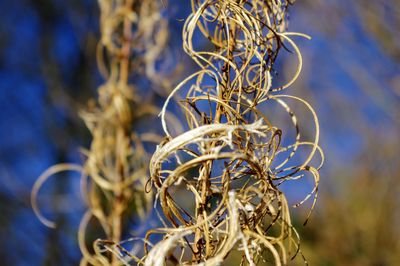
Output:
(145, 0), (323, 265)
(32, 0), (170, 265)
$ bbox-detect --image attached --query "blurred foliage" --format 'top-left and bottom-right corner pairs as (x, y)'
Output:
(0, 0), (99, 265)
(298, 138), (400, 265)
(289, 1), (400, 265)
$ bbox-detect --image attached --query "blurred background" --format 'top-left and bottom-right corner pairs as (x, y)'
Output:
(0, 0), (399, 265)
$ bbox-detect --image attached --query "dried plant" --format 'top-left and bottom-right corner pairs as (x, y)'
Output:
(31, 0), (169, 265)
(143, 0), (323, 265)
(30, 0), (323, 265)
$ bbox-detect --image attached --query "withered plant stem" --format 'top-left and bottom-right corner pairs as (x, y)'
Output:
(110, 0), (133, 264)
(32, 0), (171, 264)
(145, 0), (324, 265)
